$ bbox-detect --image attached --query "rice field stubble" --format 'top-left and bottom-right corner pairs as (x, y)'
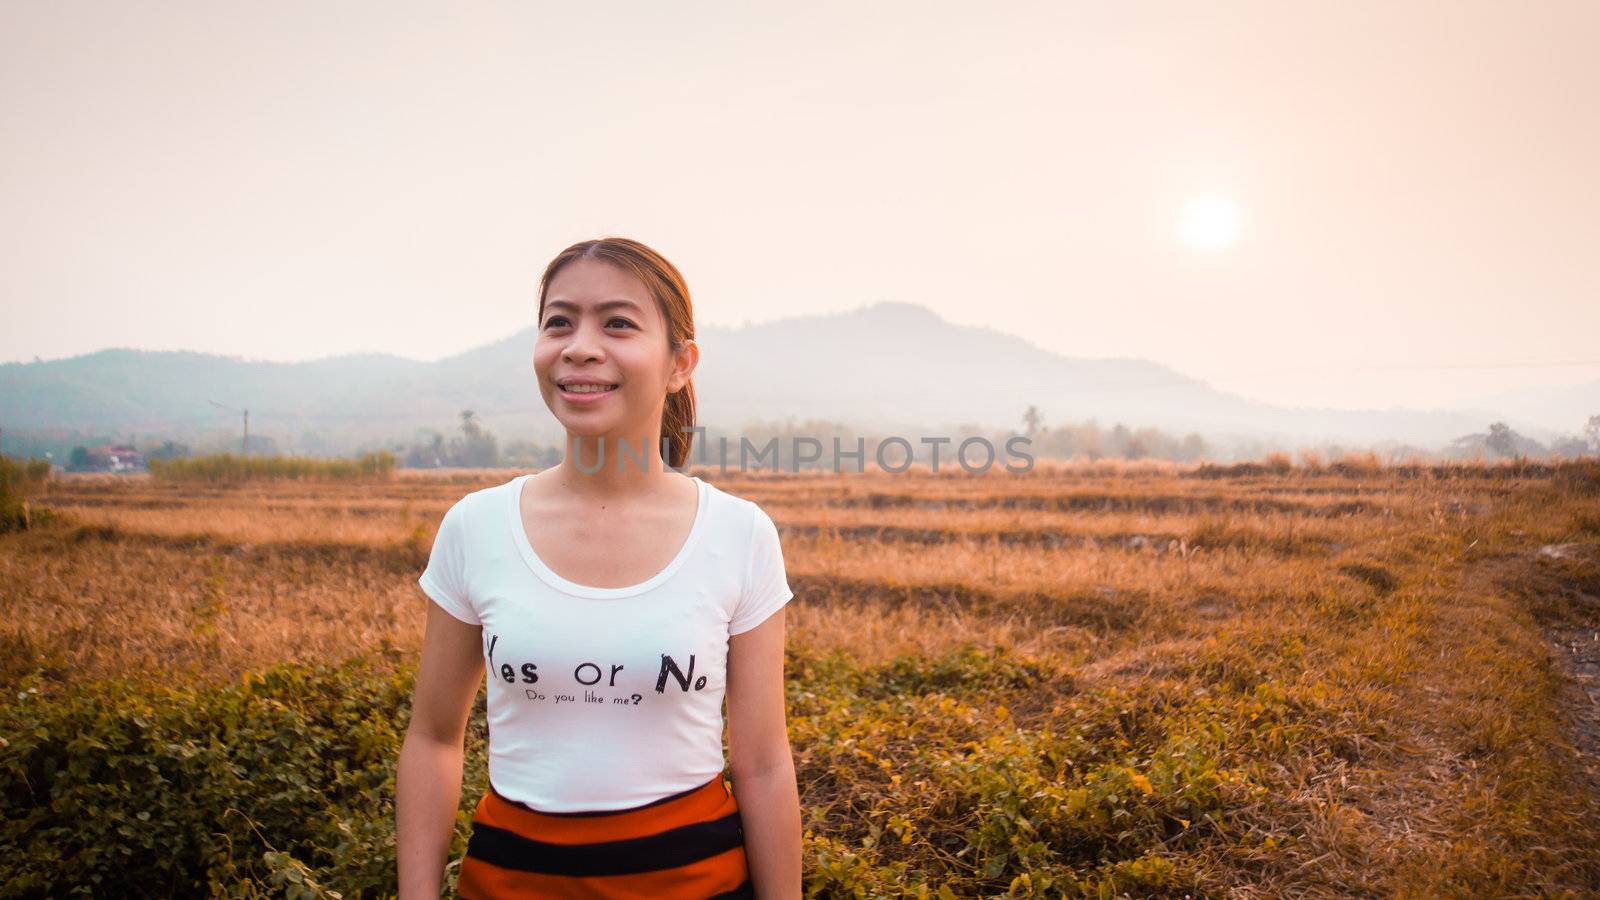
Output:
(2, 461), (1597, 897)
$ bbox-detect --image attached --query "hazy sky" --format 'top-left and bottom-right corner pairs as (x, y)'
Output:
(3, 0), (1597, 412)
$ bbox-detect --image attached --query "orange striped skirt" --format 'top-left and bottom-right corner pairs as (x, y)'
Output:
(456, 774), (753, 899)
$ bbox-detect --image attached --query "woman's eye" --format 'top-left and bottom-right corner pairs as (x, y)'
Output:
(542, 314), (633, 329)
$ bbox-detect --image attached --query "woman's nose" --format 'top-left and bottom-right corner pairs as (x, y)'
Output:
(561, 320), (605, 363)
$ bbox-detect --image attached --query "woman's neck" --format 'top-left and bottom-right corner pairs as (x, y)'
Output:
(552, 432), (681, 500)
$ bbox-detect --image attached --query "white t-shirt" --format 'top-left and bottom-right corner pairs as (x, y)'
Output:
(417, 472), (794, 812)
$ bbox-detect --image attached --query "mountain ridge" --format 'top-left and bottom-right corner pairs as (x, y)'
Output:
(1, 301), (1589, 453)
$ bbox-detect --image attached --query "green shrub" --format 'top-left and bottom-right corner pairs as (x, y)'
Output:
(0, 644), (1257, 896)
(784, 644), (1236, 896)
(148, 452), (396, 484)
(0, 455), (51, 534)
(0, 659), (485, 898)
(868, 644), (1067, 698)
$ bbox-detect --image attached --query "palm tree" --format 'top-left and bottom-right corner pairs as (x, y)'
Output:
(1021, 405), (1044, 439)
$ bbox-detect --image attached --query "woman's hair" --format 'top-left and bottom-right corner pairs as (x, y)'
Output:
(537, 237), (698, 469)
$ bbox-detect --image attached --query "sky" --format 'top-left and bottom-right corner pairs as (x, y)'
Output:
(3, 0), (1597, 413)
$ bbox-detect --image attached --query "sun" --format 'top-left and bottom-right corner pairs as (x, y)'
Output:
(1177, 196), (1241, 252)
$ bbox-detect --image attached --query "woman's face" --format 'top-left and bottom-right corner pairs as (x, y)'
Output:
(534, 257), (695, 446)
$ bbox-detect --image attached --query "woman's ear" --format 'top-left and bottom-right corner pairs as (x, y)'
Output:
(669, 338), (699, 392)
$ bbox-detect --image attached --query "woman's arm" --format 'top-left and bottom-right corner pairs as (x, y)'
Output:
(396, 599), (486, 899)
(727, 607), (803, 899)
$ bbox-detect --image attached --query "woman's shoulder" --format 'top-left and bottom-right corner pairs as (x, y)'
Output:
(694, 476), (778, 539)
(695, 474), (757, 513)
(440, 472), (524, 521)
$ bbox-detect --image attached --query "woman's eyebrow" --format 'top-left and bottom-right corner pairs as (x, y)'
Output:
(544, 299), (645, 314)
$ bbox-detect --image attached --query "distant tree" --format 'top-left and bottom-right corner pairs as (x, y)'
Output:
(296, 429), (333, 456)
(67, 444), (117, 471)
(243, 434), (279, 456)
(502, 439), (538, 467)
(1109, 423), (1132, 458)
(403, 428), (447, 468)
(1023, 418), (1217, 463)
(1551, 435), (1591, 459)
(1586, 414), (1600, 453)
(451, 409), (500, 468)
(1485, 421), (1516, 458)
(1073, 419), (1104, 461)
(145, 440), (189, 461)
(1021, 405), (1044, 439)
(503, 439), (562, 469)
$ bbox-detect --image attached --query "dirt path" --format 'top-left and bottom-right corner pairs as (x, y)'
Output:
(1535, 542), (1600, 791)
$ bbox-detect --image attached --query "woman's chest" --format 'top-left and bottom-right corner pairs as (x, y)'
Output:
(516, 479), (703, 589)
(468, 556), (743, 706)
(526, 515), (693, 589)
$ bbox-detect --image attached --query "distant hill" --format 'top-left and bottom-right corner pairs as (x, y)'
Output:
(0, 301), (1585, 454)
(691, 302), (1511, 446)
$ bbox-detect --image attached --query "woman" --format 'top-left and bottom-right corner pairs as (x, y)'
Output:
(395, 237), (803, 899)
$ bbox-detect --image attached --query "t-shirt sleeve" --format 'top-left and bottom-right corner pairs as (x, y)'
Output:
(418, 499), (479, 626)
(729, 503), (793, 635)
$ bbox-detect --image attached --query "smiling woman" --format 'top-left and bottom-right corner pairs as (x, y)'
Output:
(395, 236), (804, 900)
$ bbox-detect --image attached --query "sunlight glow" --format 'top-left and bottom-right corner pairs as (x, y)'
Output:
(1177, 196), (1242, 251)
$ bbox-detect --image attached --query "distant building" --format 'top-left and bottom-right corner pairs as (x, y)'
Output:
(99, 444), (146, 472)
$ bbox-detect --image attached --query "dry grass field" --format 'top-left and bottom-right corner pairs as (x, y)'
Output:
(3, 459), (1599, 897)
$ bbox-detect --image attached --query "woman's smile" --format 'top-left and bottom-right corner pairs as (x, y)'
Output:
(556, 381), (619, 405)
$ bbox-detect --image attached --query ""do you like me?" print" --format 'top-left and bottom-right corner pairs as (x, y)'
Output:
(486, 633), (711, 708)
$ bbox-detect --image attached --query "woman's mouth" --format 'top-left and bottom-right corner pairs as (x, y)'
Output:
(557, 383), (618, 404)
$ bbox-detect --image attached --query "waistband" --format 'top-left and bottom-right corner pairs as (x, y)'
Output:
(489, 772), (725, 818)
(458, 774), (751, 899)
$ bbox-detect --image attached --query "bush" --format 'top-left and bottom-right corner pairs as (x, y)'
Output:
(1553, 458), (1600, 496)
(0, 455), (51, 534)
(0, 659), (484, 898)
(148, 452), (396, 484)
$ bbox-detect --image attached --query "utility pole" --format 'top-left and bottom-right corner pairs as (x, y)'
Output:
(208, 400), (250, 455)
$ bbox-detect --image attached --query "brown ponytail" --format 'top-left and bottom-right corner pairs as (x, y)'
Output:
(660, 376), (697, 472)
(537, 237), (698, 470)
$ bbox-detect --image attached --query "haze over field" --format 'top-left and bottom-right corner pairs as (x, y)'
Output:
(3, 0), (1597, 423)
(5, 302), (1594, 461)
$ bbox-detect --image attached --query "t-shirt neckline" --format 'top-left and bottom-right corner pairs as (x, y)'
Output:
(507, 473), (709, 599)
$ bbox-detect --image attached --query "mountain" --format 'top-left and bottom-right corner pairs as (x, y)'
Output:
(0, 302), (1580, 453)
(692, 302), (1502, 445)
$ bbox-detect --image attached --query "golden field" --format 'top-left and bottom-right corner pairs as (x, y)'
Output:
(2, 459), (1598, 897)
